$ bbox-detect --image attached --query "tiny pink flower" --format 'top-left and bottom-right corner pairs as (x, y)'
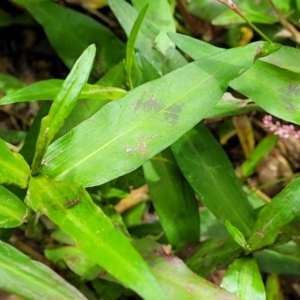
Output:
(263, 115), (300, 139)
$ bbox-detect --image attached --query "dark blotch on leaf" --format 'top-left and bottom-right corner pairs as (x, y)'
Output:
(164, 104), (182, 127)
(134, 94), (163, 112)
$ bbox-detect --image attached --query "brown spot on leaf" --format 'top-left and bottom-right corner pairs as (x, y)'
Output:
(125, 137), (148, 156)
(206, 76), (216, 85)
(134, 94), (162, 112)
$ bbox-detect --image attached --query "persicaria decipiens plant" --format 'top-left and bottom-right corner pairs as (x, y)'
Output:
(263, 115), (300, 139)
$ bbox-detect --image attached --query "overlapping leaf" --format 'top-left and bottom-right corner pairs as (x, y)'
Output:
(0, 241), (87, 300)
(42, 42), (271, 187)
(231, 61), (300, 125)
(25, 174), (165, 300)
(0, 138), (29, 188)
(221, 257), (265, 300)
(0, 186), (27, 228)
(247, 178), (300, 252)
(172, 123), (255, 236)
(186, 238), (242, 276)
(31, 44), (96, 174)
(143, 149), (200, 249)
(0, 79), (126, 105)
(133, 238), (239, 300)
(25, 1), (124, 77)
(108, 0), (186, 75)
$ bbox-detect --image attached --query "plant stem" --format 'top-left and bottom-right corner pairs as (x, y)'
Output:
(217, 0), (273, 43)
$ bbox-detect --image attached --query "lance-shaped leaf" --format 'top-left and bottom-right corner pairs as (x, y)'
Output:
(221, 257), (266, 300)
(260, 46), (300, 73)
(169, 32), (280, 62)
(205, 94), (261, 119)
(31, 44), (96, 174)
(0, 79), (126, 105)
(172, 123), (255, 236)
(168, 32), (221, 59)
(247, 178), (300, 252)
(132, 0), (176, 54)
(0, 72), (25, 94)
(231, 61), (300, 125)
(143, 149), (200, 249)
(254, 248), (300, 275)
(25, 174), (165, 300)
(186, 238), (242, 277)
(124, 4), (148, 89)
(132, 238), (239, 300)
(108, 0), (186, 74)
(42, 42), (270, 188)
(45, 246), (102, 280)
(25, 1), (124, 77)
(171, 34), (300, 126)
(225, 220), (250, 252)
(0, 185), (27, 228)
(266, 273), (284, 300)
(0, 241), (87, 300)
(241, 134), (278, 178)
(0, 138), (30, 188)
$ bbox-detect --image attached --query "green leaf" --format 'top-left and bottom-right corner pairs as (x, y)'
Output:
(205, 94), (261, 119)
(132, 238), (239, 300)
(225, 220), (250, 251)
(92, 279), (124, 300)
(255, 248), (300, 275)
(19, 103), (50, 165)
(25, 1), (124, 77)
(0, 9), (13, 26)
(132, 0), (176, 54)
(231, 61), (300, 125)
(212, 0), (278, 25)
(168, 32), (221, 59)
(0, 79), (126, 105)
(42, 42), (269, 188)
(143, 148), (200, 249)
(0, 185), (27, 228)
(185, 0), (227, 21)
(0, 72), (25, 94)
(266, 273), (284, 300)
(242, 134), (278, 178)
(0, 241), (87, 300)
(186, 238), (242, 276)
(247, 178), (300, 252)
(260, 46), (300, 74)
(172, 123), (255, 236)
(0, 138), (30, 188)
(125, 4), (148, 89)
(221, 257), (265, 300)
(169, 32), (281, 62)
(108, 0), (186, 74)
(45, 246), (102, 280)
(200, 208), (230, 240)
(0, 130), (26, 145)
(25, 174), (165, 300)
(31, 45), (96, 174)
(51, 228), (76, 246)
(95, 61), (127, 87)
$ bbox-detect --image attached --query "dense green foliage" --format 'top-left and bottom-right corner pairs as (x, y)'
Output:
(1, 0), (300, 299)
